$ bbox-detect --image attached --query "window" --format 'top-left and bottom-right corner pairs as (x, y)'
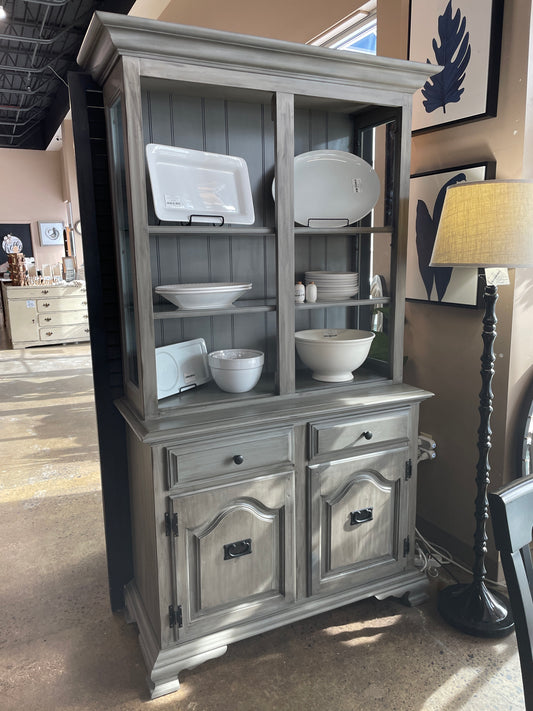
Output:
(308, 1), (377, 55)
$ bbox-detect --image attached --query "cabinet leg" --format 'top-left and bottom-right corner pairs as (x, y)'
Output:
(400, 579), (430, 607)
(374, 572), (430, 607)
(148, 645), (228, 699)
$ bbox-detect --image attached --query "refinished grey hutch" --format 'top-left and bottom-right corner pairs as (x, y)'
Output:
(78, 12), (433, 698)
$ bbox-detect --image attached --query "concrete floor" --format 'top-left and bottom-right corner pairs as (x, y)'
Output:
(0, 337), (526, 710)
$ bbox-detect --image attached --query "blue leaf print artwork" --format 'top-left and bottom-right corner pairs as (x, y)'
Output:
(421, 1), (471, 114)
(416, 173), (466, 301)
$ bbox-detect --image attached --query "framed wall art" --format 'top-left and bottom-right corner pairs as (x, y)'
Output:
(408, 0), (504, 133)
(38, 221), (64, 246)
(406, 161), (496, 307)
(1, 223), (33, 263)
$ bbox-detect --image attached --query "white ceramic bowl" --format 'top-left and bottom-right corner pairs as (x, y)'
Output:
(155, 282), (252, 310)
(208, 349), (264, 393)
(295, 329), (375, 382)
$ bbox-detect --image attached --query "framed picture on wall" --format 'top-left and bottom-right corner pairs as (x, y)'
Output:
(408, 0), (504, 133)
(38, 221), (64, 246)
(406, 161), (496, 307)
(1, 223), (33, 262)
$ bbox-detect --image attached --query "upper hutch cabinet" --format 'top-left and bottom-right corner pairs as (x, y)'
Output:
(77, 13), (434, 699)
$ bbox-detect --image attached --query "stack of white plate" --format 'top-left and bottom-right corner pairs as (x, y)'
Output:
(304, 271), (359, 301)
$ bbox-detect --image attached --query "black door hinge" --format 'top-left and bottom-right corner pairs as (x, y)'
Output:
(403, 536), (410, 557)
(405, 459), (412, 480)
(164, 512), (178, 537)
(169, 604), (183, 629)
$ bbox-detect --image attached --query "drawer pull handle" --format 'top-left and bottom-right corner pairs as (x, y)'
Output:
(224, 538), (252, 560)
(233, 454), (244, 465)
(362, 430), (373, 440)
(41, 289), (49, 294)
(82, 301), (87, 305)
(44, 317), (51, 322)
(45, 331), (53, 337)
(84, 329), (90, 333)
(42, 302), (50, 308)
(350, 507), (373, 525)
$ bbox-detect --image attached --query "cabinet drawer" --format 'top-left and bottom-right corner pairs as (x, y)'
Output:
(38, 310), (88, 326)
(309, 409), (410, 459)
(39, 323), (90, 341)
(166, 428), (293, 487)
(37, 296), (88, 312)
(4, 285), (86, 299)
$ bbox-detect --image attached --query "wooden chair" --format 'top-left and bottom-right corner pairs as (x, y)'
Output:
(488, 475), (533, 710)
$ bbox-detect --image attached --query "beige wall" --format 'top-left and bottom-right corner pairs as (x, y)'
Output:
(157, 0), (359, 42)
(378, 0), (533, 573)
(0, 120), (81, 273)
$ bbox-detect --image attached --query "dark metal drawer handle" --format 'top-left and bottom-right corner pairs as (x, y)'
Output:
(233, 454), (244, 465)
(362, 430), (373, 440)
(44, 317), (51, 322)
(41, 289), (49, 294)
(42, 302), (50, 308)
(350, 507), (373, 525)
(224, 538), (252, 560)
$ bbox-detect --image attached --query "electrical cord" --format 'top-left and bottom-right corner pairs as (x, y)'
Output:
(414, 527), (507, 590)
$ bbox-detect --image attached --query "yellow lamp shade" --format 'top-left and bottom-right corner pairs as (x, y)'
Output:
(430, 180), (533, 268)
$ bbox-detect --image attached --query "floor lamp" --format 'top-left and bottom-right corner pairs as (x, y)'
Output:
(429, 179), (533, 637)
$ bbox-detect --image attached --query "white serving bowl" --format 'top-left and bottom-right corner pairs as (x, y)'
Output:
(208, 349), (264, 393)
(155, 282), (252, 310)
(295, 329), (375, 382)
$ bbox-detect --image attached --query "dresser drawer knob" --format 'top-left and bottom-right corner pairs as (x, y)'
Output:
(42, 302), (50, 308)
(45, 317), (51, 322)
(362, 430), (373, 440)
(41, 289), (49, 294)
(350, 507), (373, 525)
(46, 331), (53, 337)
(233, 454), (244, 465)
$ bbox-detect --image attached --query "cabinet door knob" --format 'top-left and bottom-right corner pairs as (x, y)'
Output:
(362, 430), (373, 440)
(350, 507), (373, 525)
(224, 538), (252, 559)
(233, 454), (244, 465)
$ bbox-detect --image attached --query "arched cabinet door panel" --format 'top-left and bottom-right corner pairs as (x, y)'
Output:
(308, 447), (410, 596)
(170, 469), (295, 640)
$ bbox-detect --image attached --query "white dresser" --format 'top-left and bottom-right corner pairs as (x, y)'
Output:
(1, 283), (90, 348)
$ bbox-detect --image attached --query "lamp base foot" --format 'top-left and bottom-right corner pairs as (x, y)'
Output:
(438, 581), (514, 638)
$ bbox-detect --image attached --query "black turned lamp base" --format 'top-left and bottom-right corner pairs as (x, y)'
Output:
(438, 581), (514, 638)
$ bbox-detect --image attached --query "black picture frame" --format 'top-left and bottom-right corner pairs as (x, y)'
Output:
(1, 222), (34, 263)
(408, 0), (504, 134)
(406, 161), (496, 307)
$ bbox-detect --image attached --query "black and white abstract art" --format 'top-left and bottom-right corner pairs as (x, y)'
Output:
(406, 162), (495, 306)
(409, 0), (503, 133)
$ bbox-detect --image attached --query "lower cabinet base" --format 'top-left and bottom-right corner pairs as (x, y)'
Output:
(124, 570), (429, 700)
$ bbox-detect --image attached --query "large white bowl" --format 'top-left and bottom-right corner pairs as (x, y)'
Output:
(295, 329), (375, 382)
(208, 349), (264, 393)
(155, 282), (252, 310)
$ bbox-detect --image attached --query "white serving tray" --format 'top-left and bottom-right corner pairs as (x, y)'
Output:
(273, 150), (380, 228)
(155, 338), (211, 399)
(146, 144), (255, 224)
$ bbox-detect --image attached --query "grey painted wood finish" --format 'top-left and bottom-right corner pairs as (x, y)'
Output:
(76, 13), (437, 698)
(308, 447), (409, 596)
